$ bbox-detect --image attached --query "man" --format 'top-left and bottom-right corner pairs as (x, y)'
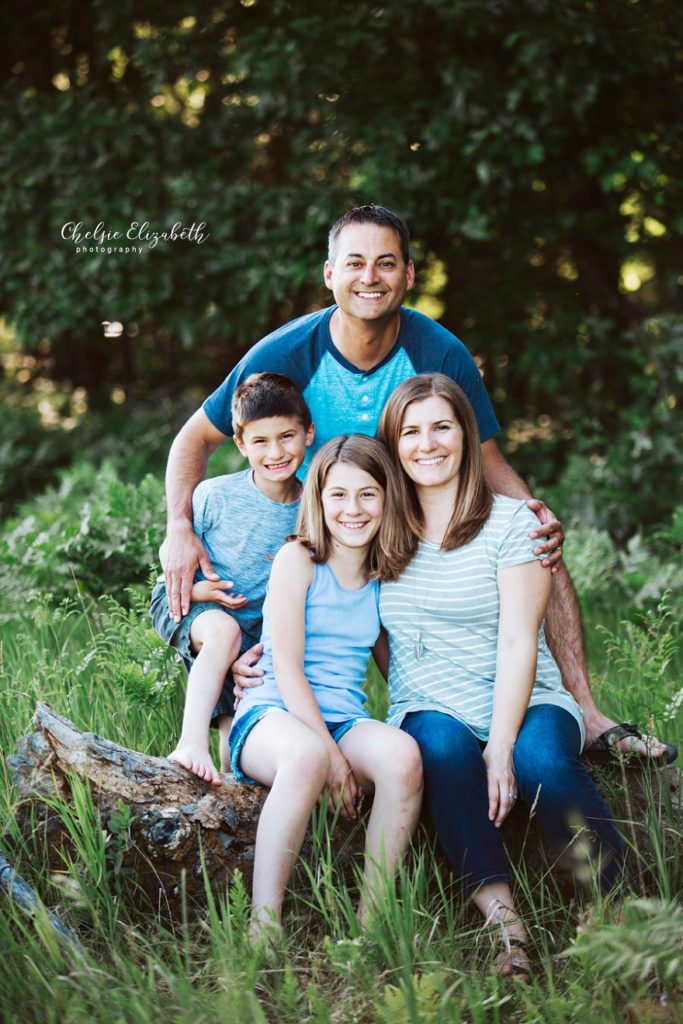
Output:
(162, 204), (674, 763)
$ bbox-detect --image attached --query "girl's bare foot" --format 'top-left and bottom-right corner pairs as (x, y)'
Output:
(168, 745), (222, 786)
(248, 911), (283, 953)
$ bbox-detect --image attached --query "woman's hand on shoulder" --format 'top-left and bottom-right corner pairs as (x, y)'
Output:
(482, 741), (517, 828)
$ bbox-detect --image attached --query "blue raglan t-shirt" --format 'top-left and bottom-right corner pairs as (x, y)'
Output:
(203, 305), (500, 476)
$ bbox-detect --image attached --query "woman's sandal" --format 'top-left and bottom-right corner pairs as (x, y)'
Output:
(493, 934), (531, 983)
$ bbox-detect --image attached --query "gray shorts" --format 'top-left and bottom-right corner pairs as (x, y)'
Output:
(149, 579), (238, 722)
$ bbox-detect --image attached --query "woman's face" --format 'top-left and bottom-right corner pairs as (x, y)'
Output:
(321, 462), (385, 551)
(397, 394), (464, 490)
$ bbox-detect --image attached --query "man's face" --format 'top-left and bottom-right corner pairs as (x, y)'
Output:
(323, 223), (415, 324)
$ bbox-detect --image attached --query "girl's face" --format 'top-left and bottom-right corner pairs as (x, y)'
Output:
(397, 394), (464, 490)
(321, 462), (385, 551)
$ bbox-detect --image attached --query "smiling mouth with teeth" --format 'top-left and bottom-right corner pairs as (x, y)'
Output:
(340, 521), (369, 529)
(265, 460), (291, 470)
(355, 291), (385, 299)
(415, 456), (446, 465)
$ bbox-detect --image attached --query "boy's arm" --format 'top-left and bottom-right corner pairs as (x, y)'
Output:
(269, 544), (359, 819)
(162, 409), (230, 622)
(191, 579), (249, 610)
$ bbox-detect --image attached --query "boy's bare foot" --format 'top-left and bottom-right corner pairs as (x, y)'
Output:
(168, 745), (222, 786)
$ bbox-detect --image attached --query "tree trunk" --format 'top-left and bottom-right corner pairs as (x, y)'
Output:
(7, 703), (681, 920)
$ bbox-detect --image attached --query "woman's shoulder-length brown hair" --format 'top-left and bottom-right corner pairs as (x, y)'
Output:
(294, 434), (411, 582)
(377, 374), (493, 570)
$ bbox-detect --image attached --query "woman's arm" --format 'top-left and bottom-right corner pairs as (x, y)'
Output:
(484, 559), (552, 827)
(269, 544), (359, 818)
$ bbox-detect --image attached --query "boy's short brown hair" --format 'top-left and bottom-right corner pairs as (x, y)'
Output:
(231, 373), (312, 438)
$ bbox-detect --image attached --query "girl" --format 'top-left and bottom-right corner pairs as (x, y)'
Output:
(228, 434), (423, 940)
(377, 374), (628, 980)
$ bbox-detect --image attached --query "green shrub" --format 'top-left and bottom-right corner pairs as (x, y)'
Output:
(0, 460), (166, 606)
(543, 316), (683, 542)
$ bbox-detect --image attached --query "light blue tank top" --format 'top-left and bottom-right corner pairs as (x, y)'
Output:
(233, 559), (380, 724)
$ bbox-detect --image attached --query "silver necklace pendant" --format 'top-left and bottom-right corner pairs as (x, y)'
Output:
(414, 627), (424, 661)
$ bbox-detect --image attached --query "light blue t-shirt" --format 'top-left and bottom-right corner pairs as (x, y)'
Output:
(203, 305), (500, 477)
(232, 558), (381, 724)
(191, 469), (300, 648)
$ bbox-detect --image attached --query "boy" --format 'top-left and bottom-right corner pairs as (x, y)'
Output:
(150, 372), (314, 785)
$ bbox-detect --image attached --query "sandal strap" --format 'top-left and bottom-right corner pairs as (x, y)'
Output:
(603, 723), (642, 748)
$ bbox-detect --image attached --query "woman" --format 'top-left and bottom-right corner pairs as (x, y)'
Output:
(376, 373), (627, 979)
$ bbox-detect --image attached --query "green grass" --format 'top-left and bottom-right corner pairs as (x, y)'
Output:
(0, 573), (681, 1021)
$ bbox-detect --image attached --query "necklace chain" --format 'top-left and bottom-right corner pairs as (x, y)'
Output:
(411, 543), (442, 661)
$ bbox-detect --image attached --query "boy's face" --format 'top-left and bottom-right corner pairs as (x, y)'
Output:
(235, 416), (314, 483)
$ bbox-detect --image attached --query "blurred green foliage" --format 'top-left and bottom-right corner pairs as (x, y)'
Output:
(0, 1), (681, 536)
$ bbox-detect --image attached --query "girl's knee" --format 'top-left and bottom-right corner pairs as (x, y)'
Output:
(389, 734), (423, 794)
(365, 731), (423, 797)
(282, 733), (330, 784)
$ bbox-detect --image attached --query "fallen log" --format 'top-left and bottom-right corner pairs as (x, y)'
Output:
(8, 702), (365, 918)
(7, 703), (681, 919)
(0, 851), (85, 960)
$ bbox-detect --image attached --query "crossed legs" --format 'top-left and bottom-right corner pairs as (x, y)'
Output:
(403, 706), (628, 974)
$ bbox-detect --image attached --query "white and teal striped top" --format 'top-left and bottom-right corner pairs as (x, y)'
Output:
(381, 495), (585, 747)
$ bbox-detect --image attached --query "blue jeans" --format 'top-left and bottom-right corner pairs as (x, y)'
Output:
(402, 704), (628, 896)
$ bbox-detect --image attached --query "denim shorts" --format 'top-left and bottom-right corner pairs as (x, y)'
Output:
(228, 704), (370, 783)
(149, 579), (237, 721)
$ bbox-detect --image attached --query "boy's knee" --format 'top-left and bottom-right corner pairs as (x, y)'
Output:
(192, 614), (242, 659)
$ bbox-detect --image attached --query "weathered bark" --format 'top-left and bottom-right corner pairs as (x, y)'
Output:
(7, 702), (681, 919)
(0, 851), (85, 960)
(8, 702), (364, 918)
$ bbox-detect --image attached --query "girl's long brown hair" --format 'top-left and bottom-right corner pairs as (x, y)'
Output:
(294, 434), (410, 582)
(377, 374), (493, 572)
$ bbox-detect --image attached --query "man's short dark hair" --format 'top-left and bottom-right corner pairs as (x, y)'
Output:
(328, 204), (411, 264)
(231, 373), (312, 438)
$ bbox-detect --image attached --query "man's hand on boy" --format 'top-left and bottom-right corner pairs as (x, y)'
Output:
(232, 643), (265, 703)
(161, 524), (220, 622)
(191, 579), (249, 609)
(526, 499), (564, 574)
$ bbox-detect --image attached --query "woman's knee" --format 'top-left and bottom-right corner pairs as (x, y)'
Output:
(403, 712), (481, 776)
(514, 709), (582, 792)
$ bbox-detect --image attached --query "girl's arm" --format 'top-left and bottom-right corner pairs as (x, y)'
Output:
(269, 543), (359, 819)
(484, 559), (552, 828)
